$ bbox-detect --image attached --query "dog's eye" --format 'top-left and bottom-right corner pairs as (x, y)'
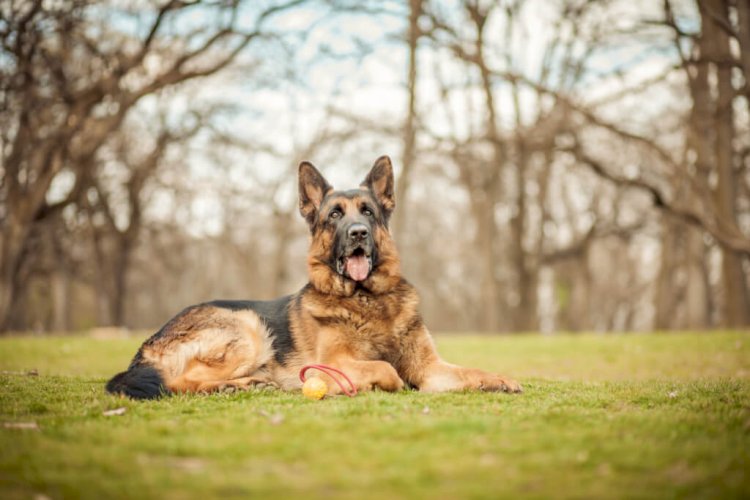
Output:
(329, 210), (342, 219)
(362, 207), (373, 217)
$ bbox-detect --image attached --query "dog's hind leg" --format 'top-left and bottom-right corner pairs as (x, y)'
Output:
(138, 307), (275, 396)
(170, 364), (276, 394)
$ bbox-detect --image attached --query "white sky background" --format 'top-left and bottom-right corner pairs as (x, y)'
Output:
(141, 1), (413, 235)
(103, 0), (690, 240)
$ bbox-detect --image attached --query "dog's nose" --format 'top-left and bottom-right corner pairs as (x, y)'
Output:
(348, 224), (369, 241)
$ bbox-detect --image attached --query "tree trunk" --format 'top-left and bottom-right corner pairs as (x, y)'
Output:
(510, 162), (538, 331)
(663, 0), (746, 330)
(0, 215), (31, 331)
(681, 9), (713, 329)
(472, 194), (501, 332)
(50, 268), (71, 332)
(89, 221), (114, 326)
(655, 220), (710, 330)
(0, 279), (14, 333)
(509, 111), (538, 331)
(684, 228), (710, 328)
(735, 0), (750, 102)
(270, 210), (294, 298)
(470, 4), (506, 332)
(393, 0), (421, 243)
(655, 218), (677, 329)
(110, 236), (132, 327)
(707, 0), (750, 326)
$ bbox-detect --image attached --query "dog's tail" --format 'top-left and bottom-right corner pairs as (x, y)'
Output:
(106, 364), (168, 400)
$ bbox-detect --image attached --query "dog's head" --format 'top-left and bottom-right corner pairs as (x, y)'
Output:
(299, 156), (401, 296)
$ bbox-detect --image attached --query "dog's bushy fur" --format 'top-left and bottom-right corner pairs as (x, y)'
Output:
(107, 156), (521, 398)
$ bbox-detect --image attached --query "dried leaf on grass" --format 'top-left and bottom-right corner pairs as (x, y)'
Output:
(1, 369), (39, 376)
(3, 422), (39, 430)
(103, 407), (127, 417)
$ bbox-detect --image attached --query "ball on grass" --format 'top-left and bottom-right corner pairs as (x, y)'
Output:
(302, 377), (328, 400)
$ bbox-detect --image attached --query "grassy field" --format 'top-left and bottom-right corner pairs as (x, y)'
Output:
(1, 331), (748, 499)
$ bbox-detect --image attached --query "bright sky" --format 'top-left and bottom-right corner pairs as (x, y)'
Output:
(54, 0), (686, 237)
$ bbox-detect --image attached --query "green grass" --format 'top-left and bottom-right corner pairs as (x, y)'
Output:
(1, 332), (748, 499)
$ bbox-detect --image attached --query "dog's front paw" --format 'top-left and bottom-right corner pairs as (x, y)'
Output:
(366, 361), (404, 392)
(374, 371), (405, 392)
(480, 374), (523, 394)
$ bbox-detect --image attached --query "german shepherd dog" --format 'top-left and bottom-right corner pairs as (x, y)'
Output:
(106, 157), (521, 399)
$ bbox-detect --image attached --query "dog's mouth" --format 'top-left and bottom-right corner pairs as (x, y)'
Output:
(337, 247), (372, 282)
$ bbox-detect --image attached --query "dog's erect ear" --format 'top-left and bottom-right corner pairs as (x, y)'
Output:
(361, 155), (395, 221)
(299, 161), (332, 226)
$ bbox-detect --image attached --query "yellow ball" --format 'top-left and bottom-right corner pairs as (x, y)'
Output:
(302, 377), (328, 400)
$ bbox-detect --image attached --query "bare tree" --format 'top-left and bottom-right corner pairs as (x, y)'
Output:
(0, 0), (304, 330)
(84, 113), (205, 326)
(419, 0), (613, 331)
(3, 0), (747, 334)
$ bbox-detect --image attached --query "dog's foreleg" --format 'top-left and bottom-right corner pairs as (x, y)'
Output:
(398, 326), (522, 393)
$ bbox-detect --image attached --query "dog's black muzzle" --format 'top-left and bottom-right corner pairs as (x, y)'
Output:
(334, 222), (375, 280)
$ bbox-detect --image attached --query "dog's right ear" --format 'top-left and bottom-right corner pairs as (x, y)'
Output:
(299, 161), (332, 226)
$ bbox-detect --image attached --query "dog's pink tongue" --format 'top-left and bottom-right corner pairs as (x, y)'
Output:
(346, 254), (369, 281)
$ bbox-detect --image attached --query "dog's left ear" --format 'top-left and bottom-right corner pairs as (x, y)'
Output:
(361, 155), (395, 222)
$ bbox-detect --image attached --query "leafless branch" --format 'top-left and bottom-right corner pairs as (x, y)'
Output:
(566, 145), (750, 255)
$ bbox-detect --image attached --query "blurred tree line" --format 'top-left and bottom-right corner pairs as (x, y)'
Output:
(1, 0), (748, 333)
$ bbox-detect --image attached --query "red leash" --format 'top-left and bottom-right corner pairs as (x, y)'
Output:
(299, 364), (358, 397)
